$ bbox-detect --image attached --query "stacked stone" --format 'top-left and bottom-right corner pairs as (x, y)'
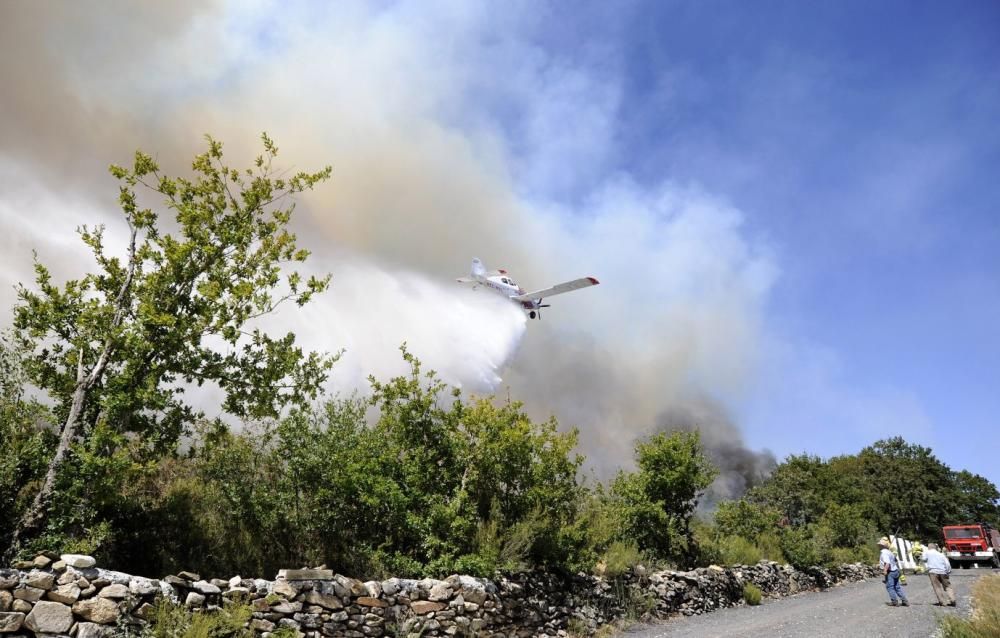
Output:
(1, 553), (880, 638)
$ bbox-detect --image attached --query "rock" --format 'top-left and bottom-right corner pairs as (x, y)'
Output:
(299, 591), (343, 610)
(427, 583), (451, 602)
(271, 602), (302, 614)
(228, 576), (242, 589)
(56, 571), (78, 587)
(184, 592), (205, 607)
(129, 578), (159, 597)
(164, 576), (189, 588)
(60, 556), (96, 570)
(334, 576), (368, 597)
(33, 556), (53, 569)
(192, 581), (221, 595)
(50, 562), (66, 573)
(134, 603), (156, 620)
(76, 621), (112, 638)
(0, 572), (18, 590)
(410, 601), (446, 614)
(97, 584), (129, 600)
(355, 597), (387, 608)
(363, 582), (382, 598)
(381, 579), (400, 596)
(223, 587), (250, 599)
(280, 570), (334, 581)
(0, 612), (25, 633)
(14, 587), (44, 602)
(25, 601), (73, 634)
(46, 584), (81, 605)
(251, 619), (275, 632)
(177, 572), (200, 582)
(272, 580), (297, 598)
(72, 598), (121, 624)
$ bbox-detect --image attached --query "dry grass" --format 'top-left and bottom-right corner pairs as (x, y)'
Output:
(938, 573), (1000, 638)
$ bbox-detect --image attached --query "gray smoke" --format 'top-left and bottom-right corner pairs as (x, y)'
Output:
(656, 398), (777, 508)
(0, 2), (777, 482)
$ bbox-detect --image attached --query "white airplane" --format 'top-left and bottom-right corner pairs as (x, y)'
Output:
(457, 258), (599, 319)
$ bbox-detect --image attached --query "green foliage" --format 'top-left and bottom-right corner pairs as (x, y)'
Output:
(8, 134), (334, 554)
(714, 499), (781, 542)
(742, 583), (762, 606)
(779, 526), (824, 570)
(611, 431), (716, 562)
(717, 535), (761, 566)
(0, 332), (57, 551)
(938, 574), (1000, 638)
(144, 598), (253, 638)
(600, 541), (644, 578)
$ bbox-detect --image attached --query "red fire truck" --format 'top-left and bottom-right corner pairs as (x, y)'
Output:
(942, 523), (1000, 569)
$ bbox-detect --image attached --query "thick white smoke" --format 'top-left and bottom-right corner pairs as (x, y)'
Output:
(272, 256), (528, 394)
(0, 1), (779, 485)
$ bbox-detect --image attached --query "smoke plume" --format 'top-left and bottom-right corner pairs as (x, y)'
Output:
(0, 1), (778, 493)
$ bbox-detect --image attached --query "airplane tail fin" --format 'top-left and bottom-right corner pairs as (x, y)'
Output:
(471, 258), (486, 278)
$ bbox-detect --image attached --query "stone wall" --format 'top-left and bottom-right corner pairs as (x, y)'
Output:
(0, 552), (879, 638)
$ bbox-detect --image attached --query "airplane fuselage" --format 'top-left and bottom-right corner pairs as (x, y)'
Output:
(457, 258), (597, 319)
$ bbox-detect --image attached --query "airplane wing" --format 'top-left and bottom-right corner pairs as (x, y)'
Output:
(456, 277), (476, 283)
(511, 277), (599, 301)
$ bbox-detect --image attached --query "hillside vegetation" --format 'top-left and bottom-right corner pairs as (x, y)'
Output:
(2, 136), (997, 579)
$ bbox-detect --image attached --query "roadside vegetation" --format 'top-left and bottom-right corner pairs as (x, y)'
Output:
(2, 135), (998, 580)
(938, 574), (1000, 638)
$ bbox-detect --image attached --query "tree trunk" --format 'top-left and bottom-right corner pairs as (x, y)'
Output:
(4, 378), (89, 561)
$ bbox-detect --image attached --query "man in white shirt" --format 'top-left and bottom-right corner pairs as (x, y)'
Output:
(878, 538), (909, 607)
(922, 543), (956, 606)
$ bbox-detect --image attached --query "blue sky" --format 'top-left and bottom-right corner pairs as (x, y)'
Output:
(1, 0), (997, 486)
(472, 1), (1000, 480)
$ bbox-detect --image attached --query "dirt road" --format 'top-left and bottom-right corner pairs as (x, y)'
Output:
(622, 569), (995, 638)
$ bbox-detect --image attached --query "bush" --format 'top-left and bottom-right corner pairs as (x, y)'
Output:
(145, 599), (253, 638)
(743, 583), (763, 606)
(600, 541), (644, 577)
(780, 527), (821, 569)
(938, 574), (1000, 638)
(755, 532), (785, 563)
(718, 535), (761, 566)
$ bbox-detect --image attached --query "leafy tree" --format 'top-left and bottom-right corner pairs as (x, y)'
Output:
(714, 499), (781, 542)
(856, 437), (957, 538)
(612, 431), (716, 563)
(7, 134), (333, 558)
(952, 470), (1000, 528)
(0, 332), (57, 548)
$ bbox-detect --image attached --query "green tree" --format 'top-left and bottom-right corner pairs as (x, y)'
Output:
(857, 437), (957, 538)
(0, 332), (57, 548)
(952, 470), (1000, 527)
(7, 134), (334, 558)
(612, 431), (717, 563)
(714, 498), (781, 541)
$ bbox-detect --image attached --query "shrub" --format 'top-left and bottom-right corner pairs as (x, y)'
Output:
(939, 574), (1000, 638)
(600, 541), (644, 577)
(779, 527), (820, 569)
(145, 599), (253, 638)
(719, 535), (761, 566)
(755, 532), (785, 563)
(743, 583), (763, 606)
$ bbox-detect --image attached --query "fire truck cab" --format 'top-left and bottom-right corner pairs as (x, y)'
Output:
(942, 523), (1000, 569)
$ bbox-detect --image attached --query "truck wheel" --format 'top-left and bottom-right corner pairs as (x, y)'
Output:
(992, 555), (1000, 569)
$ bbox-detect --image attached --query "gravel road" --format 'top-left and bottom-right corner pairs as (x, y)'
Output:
(621, 569), (995, 638)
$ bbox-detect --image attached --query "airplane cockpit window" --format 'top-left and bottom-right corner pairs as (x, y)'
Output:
(501, 278), (509, 284)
